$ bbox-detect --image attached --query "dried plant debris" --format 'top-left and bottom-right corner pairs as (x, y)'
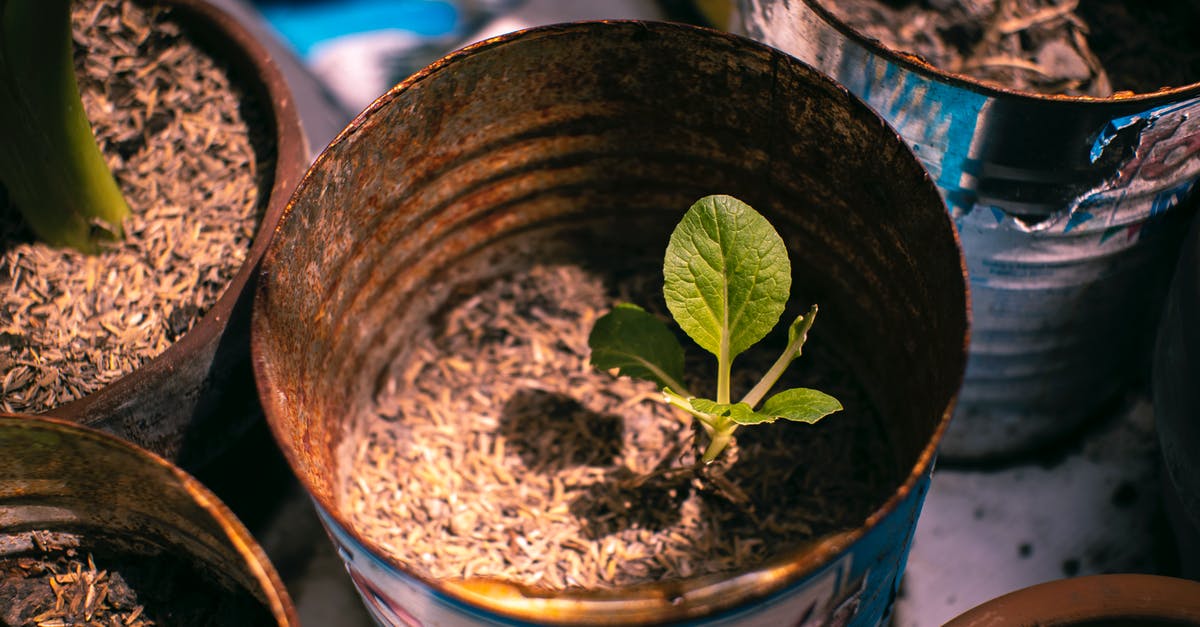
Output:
(824, 0), (1200, 96)
(0, 553), (153, 627)
(0, 0), (272, 412)
(0, 542), (275, 627)
(342, 264), (897, 591)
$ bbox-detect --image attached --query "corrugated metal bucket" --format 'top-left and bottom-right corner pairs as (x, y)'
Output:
(0, 414), (297, 624)
(252, 21), (968, 625)
(1154, 212), (1200, 578)
(737, 0), (1200, 461)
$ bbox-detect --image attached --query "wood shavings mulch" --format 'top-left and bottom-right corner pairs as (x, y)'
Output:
(343, 263), (897, 592)
(0, 0), (271, 413)
(824, 0), (1200, 97)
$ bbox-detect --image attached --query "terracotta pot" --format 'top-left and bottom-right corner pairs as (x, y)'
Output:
(42, 0), (309, 470)
(253, 20), (968, 625)
(0, 413), (297, 624)
(738, 0), (1200, 462)
(944, 574), (1200, 625)
(1154, 211), (1200, 578)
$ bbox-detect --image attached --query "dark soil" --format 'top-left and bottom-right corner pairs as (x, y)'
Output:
(0, 546), (274, 626)
(822, 0), (1200, 96)
(342, 263), (899, 591)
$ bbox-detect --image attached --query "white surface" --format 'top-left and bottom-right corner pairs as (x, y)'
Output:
(895, 394), (1166, 626)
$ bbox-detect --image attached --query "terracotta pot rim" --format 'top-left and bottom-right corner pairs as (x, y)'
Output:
(253, 19), (969, 624)
(48, 0), (308, 426)
(0, 412), (299, 625)
(800, 0), (1200, 105)
(944, 574), (1200, 625)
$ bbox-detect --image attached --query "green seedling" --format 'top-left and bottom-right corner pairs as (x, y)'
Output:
(0, 0), (130, 253)
(589, 194), (842, 464)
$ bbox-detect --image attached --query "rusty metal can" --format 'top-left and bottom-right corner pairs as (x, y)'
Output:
(253, 20), (968, 626)
(738, 0), (1200, 461)
(0, 414), (297, 624)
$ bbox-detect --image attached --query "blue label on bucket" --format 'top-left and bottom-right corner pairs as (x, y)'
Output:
(318, 472), (933, 626)
(833, 50), (988, 219)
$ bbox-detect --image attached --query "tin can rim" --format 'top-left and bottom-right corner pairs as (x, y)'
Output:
(800, 0), (1200, 105)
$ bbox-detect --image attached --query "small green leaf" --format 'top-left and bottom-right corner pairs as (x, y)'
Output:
(589, 303), (687, 393)
(785, 307), (816, 359)
(689, 398), (760, 424)
(663, 195), (791, 362)
(753, 387), (843, 425)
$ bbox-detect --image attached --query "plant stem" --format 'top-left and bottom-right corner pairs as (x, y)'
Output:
(662, 388), (712, 426)
(740, 305), (818, 408)
(0, 0), (130, 253)
(701, 426), (734, 464)
(717, 338), (731, 405)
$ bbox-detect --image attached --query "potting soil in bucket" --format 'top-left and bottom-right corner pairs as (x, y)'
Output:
(738, 0), (1200, 461)
(252, 21), (968, 626)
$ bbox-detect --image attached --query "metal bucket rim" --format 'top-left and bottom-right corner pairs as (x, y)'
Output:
(252, 19), (968, 623)
(802, 0), (1200, 105)
(0, 413), (299, 625)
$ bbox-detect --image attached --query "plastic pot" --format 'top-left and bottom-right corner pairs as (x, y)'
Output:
(253, 21), (968, 625)
(738, 0), (1200, 462)
(0, 413), (297, 625)
(944, 574), (1200, 626)
(41, 0), (309, 469)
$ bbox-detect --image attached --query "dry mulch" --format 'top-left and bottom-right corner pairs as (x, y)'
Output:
(343, 263), (897, 592)
(0, 0), (270, 413)
(824, 0), (1200, 96)
(0, 537), (275, 627)
(0, 553), (153, 627)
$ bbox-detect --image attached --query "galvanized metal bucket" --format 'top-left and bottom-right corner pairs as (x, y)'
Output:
(1155, 212), (1200, 578)
(738, 0), (1200, 461)
(252, 20), (968, 626)
(0, 414), (297, 624)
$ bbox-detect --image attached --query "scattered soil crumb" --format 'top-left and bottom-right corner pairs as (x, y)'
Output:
(342, 263), (897, 591)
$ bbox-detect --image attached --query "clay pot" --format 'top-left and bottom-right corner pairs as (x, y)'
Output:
(944, 574), (1200, 625)
(42, 0), (308, 469)
(252, 20), (968, 625)
(0, 413), (297, 624)
(738, 0), (1200, 462)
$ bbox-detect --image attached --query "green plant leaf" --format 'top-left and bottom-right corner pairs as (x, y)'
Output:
(663, 195), (791, 362)
(740, 304), (819, 408)
(751, 387), (843, 425)
(589, 303), (688, 393)
(689, 398), (759, 424)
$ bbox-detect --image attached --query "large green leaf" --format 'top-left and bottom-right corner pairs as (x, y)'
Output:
(662, 195), (791, 362)
(691, 388), (840, 426)
(588, 303), (687, 392)
(752, 387), (843, 425)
